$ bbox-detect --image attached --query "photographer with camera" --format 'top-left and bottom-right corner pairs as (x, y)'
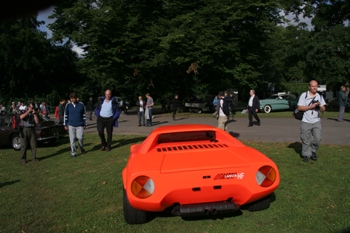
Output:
(19, 102), (39, 164)
(297, 80), (326, 162)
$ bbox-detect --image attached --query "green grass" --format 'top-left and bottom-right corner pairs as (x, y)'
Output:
(1, 134), (350, 233)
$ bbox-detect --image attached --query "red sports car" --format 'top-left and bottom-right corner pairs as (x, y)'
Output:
(122, 124), (280, 224)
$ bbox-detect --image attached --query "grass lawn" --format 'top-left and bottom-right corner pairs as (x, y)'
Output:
(1, 134), (350, 233)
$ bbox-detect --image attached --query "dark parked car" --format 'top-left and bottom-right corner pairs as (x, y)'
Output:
(0, 115), (67, 150)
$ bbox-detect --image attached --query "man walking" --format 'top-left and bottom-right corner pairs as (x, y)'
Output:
(86, 97), (94, 121)
(247, 89), (261, 127)
(64, 92), (87, 158)
(58, 98), (66, 124)
(171, 94), (179, 121)
(216, 92), (229, 131)
(94, 89), (120, 151)
(19, 102), (40, 164)
(297, 80), (326, 162)
(337, 85), (348, 122)
(145, 93), (154, 126)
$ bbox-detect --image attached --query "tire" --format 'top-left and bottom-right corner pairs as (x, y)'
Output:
(245, 194), (272, 212)
(123, 189), (150, 224)
(263, 105), (272, 113)
(11, 134), (21, 151)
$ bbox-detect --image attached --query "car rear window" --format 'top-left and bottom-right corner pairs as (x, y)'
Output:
(157, 131), (216, 144)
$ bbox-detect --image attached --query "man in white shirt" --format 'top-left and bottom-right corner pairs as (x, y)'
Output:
(216, 92), (228, 131)
(136, 95), (146, 126)
(297, 80), (326, 162)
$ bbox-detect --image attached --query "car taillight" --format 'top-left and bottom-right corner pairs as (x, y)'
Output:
(131, 176), (155, 198)
(256, 166), (276, 187)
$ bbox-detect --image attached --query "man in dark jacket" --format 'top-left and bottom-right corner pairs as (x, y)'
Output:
(64, 92), (87, 157)
(337, 85), (348, 122)
(58, 98), (66, 124)
(171, 94), (179, 121)
(247, 89), (261, 127)
(94, 89), (120, 151)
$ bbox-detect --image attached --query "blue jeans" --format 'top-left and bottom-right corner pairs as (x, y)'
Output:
(138, 111), (145, 126)
(146, 108), (152, 126)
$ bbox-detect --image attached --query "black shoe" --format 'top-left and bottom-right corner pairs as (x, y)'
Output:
(303, 156), (309, 162)
(138, 124), (141, 127)
(71, 154), (76, 158)
(32, 158), (40, 162)
(81, 150), (86, 154)
(257, 122), (261, 126)
(21, 159), (27, 164)
(100, 146), (105, 151)
(311, 152), (318, 161)
(105, 147), (111, 152)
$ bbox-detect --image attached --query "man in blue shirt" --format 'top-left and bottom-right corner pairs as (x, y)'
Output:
(94, 89), (120, 151)
(64, 92), (87, 157)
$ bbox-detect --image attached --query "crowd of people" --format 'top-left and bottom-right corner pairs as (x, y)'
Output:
(2, 80), (349, 164)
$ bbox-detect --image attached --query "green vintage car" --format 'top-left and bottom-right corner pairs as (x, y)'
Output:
(259, 93), (298, 113)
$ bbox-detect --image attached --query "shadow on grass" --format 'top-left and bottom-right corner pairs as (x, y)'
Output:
(338, 228), (350, 233)
(91, 136), (147, 151)
(146, 193), (277, 223)
(287, 142), (303, 158)
(0, 180), (20, 188)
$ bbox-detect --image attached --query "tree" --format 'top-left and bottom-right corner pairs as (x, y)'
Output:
(49, 0), (285, 101)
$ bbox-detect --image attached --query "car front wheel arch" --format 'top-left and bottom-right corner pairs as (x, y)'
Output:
(263, 105), (272, 113)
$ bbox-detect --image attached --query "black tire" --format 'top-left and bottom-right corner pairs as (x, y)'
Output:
(245, 194), (272, 212)
(11, 134), (21, 151)
(123, 189), (150, 224)
(263, 105), (272, 113)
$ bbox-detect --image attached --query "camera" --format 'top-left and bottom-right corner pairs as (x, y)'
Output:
(311, 100), (320, 110)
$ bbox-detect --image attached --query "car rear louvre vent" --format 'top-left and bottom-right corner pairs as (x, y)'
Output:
(213, 185), (222, 190)
(192, 187), (201, 192)
(157, 144), (228, 152)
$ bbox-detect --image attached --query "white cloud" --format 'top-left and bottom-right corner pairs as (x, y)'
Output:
(280, 11), (314, 31)
(72, 44), (86, 57)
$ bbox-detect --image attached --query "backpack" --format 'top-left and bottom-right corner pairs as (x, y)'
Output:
(11, 114), (22, 129)
(293, 92), (317, 120)
(221, 96), (233, 116)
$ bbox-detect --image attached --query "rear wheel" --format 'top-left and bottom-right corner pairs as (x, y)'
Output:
(263, 105), (272, 113)
(123, 189), (150, 224)
(11, 134), (21, 151)
(245, 194), (272, 212)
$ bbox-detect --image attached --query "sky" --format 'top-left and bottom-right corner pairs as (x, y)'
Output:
(37, 6), (84, 56)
